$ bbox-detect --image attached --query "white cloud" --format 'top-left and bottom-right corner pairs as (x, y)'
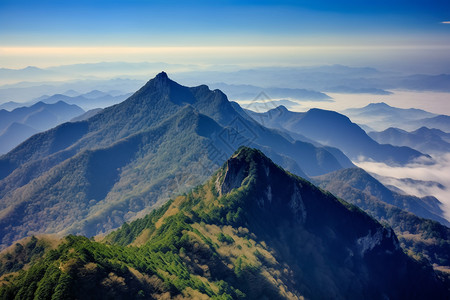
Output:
(355, 153), (450, 222)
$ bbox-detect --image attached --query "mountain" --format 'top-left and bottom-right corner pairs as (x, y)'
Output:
(0, 101), (23, 111)
(313, 168), (449, 227)
(63, 89), (81, 97)
(342, 102), (438, 131)
(0, 147), (448, 299)
(0, 72), (350, 249)
(312, 168), (450, 271)
(0, 101), (85, 154)
(0, 123), (38, 154)
(414, 115), (450, 133)
(369, 127), (450, 154)
(36, 92), (132, 110)
(0, 66), (58, 85)
(324, 86), (392, 95)
(0, 101), (84, 132)
(312, 168), (450, 272)
(0, 78), (144, 103)
(208, 82), (332, 101)
(399, 73), (450, 92)
(81, 90), (110, 99)
(70, 108), (103, 122)
(246, 105), (427, 165)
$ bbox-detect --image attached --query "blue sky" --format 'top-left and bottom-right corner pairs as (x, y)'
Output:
(0, 0), (449, 71)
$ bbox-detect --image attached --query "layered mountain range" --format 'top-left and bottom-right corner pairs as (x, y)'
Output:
(0, 101), (85, 154)
(245, 105), (427, 165)
(0, 72), (449, 298)
(343, 102), (450, 132)
(0, 148), (448, 299)
(369, 127), (450, 154)
(0, 72), (352, 248)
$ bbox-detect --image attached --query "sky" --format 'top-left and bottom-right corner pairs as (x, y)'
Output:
(1, 0), (450, 72)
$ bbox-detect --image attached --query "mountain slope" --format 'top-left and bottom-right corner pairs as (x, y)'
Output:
(1, 147), (447, 299)
(312, 168), (450, 269)
(369, 127), (450, 154)
(0, 122), (38, 154)
(0, 72), (348, 248)
(246, 106), (426, 165)
(312, 168), (448, 226)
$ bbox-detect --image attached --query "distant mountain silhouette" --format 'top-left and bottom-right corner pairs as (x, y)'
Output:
(413, 115), (450, 132)
(343, 102), (440, 131)
(313, 167), (448, 226)
(369, 126), (450, 154)
(324, 86), (392, 95)
(246, 106), (427, 165)
(37, 91), (132, 110)
(208, 82), (332, 101)
(0, 101), (85, 154)
(0, 101), (23, 111)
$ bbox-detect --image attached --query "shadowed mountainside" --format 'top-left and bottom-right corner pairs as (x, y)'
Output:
(1, 147), (448, 299)
(0, 72), (351, 248)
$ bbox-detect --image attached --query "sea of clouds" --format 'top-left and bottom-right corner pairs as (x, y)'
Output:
(355, 153), (450, 221)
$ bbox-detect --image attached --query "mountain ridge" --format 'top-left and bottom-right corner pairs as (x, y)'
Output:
(245, 105), (427, 165)
(1, 147), (448, 299)
(0, 72), (350, 248)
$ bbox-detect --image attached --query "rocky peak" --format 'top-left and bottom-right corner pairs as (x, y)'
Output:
(218, 147), (264, 195)
(155, 71), (168, 80)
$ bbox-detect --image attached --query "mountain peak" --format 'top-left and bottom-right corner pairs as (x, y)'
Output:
(155, 71), (169, 80)
(367, 102), (390, 108)
(219, 147), (267, 192)
(142, 71), (172, 89)
(275, 105), (289, 112)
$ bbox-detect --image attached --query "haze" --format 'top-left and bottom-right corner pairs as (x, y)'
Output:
(1, 0), (450, 73)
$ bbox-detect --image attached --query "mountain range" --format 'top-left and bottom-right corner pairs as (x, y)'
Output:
(312, 167), (449, 227)
(0, 101), (85, 154)
(0, 147), (448, 299)
(312, 167), (450, 271)
(34, 91), (132, 110)
(207, 83), (332, 101)
(0, 72), (353, 249)
(245, 105), (426, 165)
(343, 102), (450, 132)
(3, 64), (450, 106)
(0, 72), (449, 298)
(369, 126), (450, 154)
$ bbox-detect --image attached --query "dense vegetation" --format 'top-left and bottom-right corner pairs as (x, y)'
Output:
(1, 147), (448, 299)
(0, 236), (52, 277)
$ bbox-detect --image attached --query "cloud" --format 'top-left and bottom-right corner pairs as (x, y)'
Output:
(355, 153), (450, 222)
(442, 21), (450, 24)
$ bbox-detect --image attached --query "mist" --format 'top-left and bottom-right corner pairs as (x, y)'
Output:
(355, 153), (450, 221)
